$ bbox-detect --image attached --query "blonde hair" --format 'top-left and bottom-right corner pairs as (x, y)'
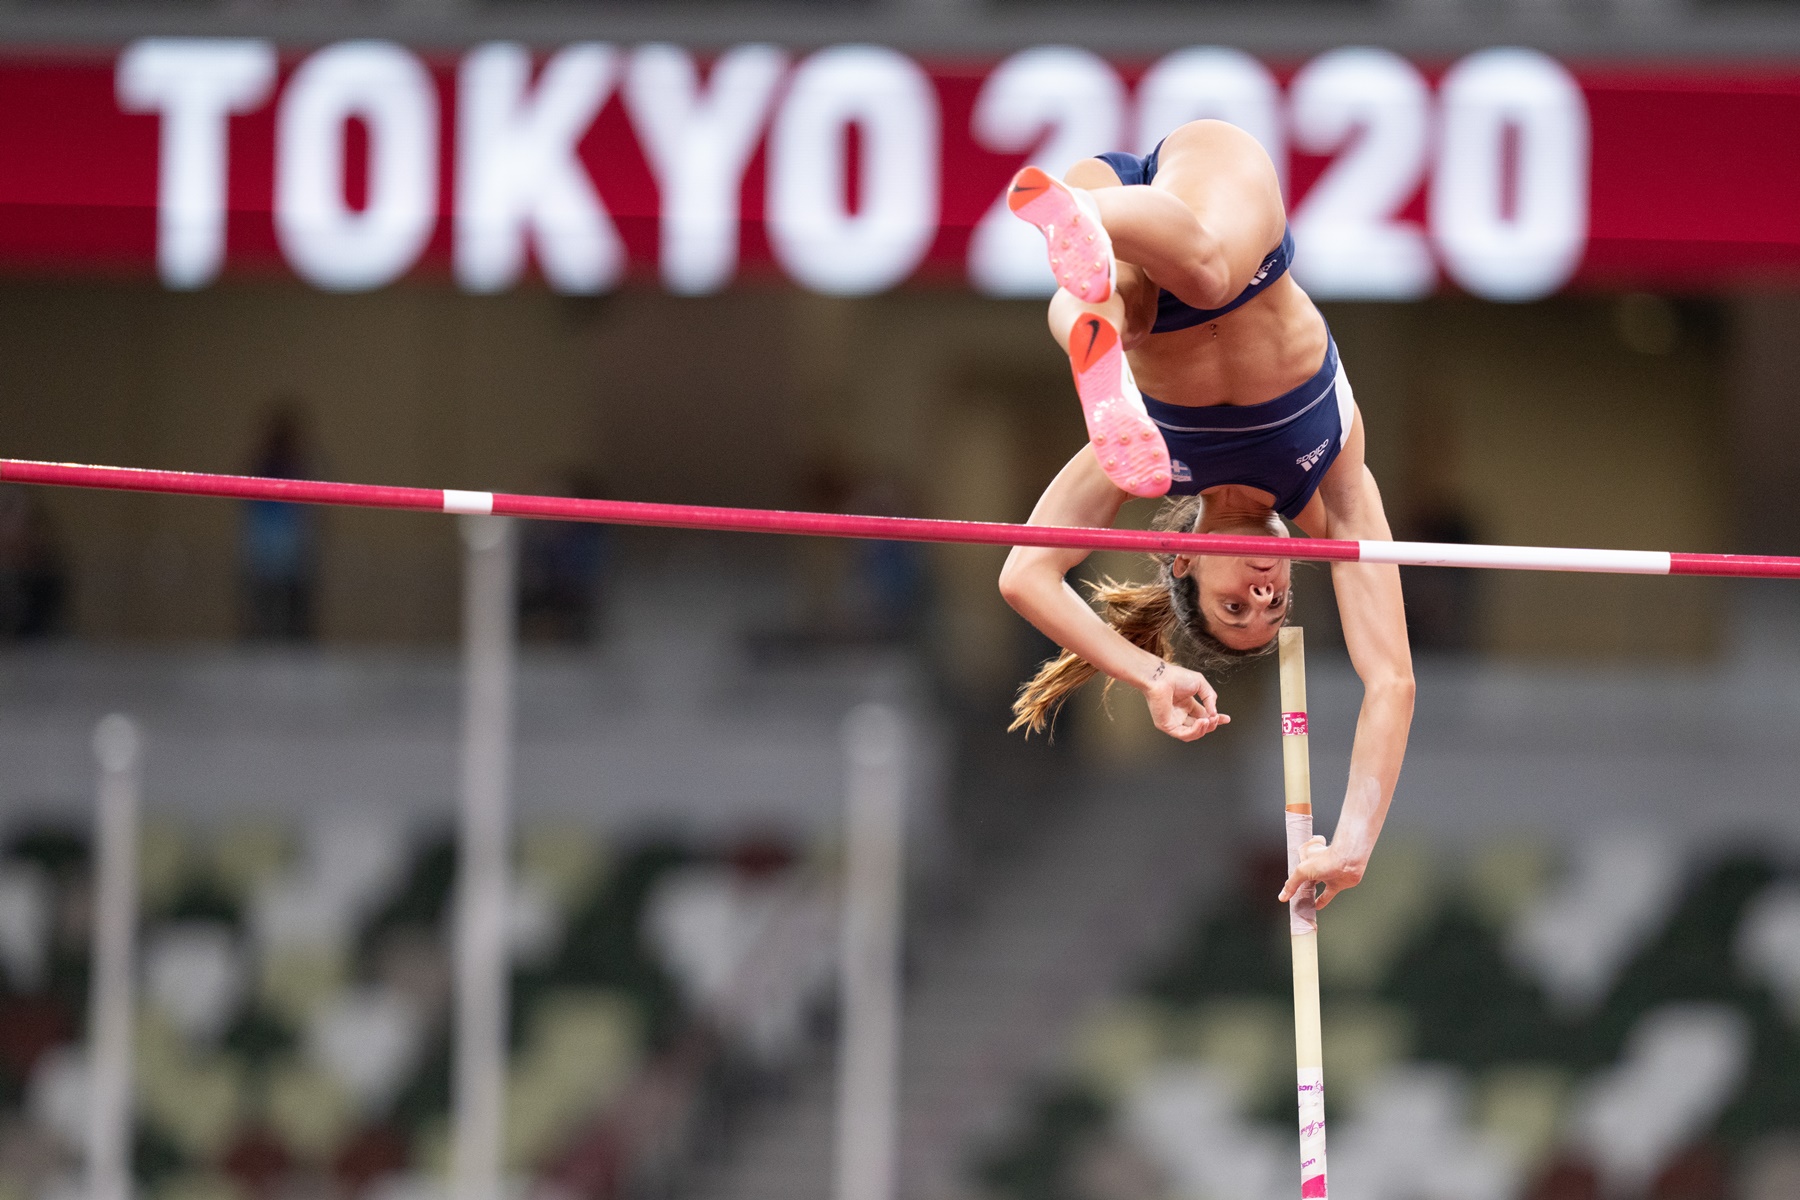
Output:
(1008, 496), (1286, 737)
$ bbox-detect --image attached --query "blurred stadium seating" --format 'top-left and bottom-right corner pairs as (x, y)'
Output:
(0, 812), (847, 1200)
(975, 830), (1800, 1200)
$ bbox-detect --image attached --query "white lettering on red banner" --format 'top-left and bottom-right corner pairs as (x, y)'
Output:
(116, 38), (277, 290)
(454, 42), (623, 295)
(26, 41), (1649, 297)
(767, 44), (939, 295)
(1431, 47), (1590, 301)
(1282, 711), (1308, 737)
(275, 40), (439, 292)
(966, 46), (1125, 297)
(625, 42), (786, 296)
(1288, 47), (1436, 301)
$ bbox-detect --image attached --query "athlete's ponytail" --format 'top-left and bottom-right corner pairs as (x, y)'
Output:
(1007, 495), (1282, 738)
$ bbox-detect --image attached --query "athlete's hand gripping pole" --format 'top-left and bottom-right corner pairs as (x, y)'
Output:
(1279, 627), (1329, 1199)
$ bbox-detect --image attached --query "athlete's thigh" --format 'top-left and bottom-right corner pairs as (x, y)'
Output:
(1064, 156), (1125, 192)
(1063, 157), (1156, 327)
(1149, 121), (1287, 292)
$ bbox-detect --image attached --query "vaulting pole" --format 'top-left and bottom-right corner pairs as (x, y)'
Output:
(451, 516), (517, 1200)
(1278, 629), (1328, 1200)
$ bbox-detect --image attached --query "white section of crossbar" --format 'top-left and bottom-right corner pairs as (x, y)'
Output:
(1358, 541), (1672, 574)
(444, 489), (495, 515)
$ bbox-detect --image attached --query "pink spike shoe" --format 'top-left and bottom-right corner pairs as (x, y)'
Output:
(1068, 313), (1170, 498)
(1007, 165), (1116, 304)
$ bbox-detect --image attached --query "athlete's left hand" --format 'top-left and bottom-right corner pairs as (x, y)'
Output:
(1278, 835), (1365, 910)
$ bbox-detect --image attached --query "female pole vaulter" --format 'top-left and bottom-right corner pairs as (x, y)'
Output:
(996, 120), (1415, 908)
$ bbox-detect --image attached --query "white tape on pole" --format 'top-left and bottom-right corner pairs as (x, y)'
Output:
(1358, 539), (1671, 574)
(88, 714), (141, 1200)
(835, 704), (907, 1200)
(451, 515), (517, 1200)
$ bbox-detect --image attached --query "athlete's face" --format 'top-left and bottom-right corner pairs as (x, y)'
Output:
(1180, 554), (1292, 650)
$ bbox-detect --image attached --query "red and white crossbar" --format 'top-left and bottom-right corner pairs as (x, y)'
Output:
(2, 458), (1797, 578)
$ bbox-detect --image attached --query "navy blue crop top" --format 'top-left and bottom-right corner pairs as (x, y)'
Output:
(1093, 145), (1294, 334)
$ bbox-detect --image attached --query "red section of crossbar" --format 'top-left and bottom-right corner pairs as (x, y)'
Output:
(0, 458), (1364, 562)
(0, 460), (447, 512)
(493, 490), (1361, 560)
(1668, 552), (1800, 578)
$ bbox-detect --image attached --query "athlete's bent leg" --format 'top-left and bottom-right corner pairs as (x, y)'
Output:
(1105, 120), (1289, 312)
(1047, 287), (1127, 353)
(1084, 185), (1233, 312)
(1012, 165), (1170, 497)
(1008, 166), (1117, 304)
(1041, 292), (1168, 498)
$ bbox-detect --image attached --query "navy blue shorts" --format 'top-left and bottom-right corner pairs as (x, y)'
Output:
(1143, 338), (1355, 520)
(1095, 144), (1163, 188)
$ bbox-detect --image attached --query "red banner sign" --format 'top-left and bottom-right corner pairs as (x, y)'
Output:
(0, 40), (1796, 298)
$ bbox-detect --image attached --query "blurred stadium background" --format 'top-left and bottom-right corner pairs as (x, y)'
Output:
(2, 3), (1800, 1200)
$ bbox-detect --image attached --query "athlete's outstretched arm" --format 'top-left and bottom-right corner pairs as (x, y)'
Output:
(1281, 450), (1415, 908)
(999, 447), (1228, 741)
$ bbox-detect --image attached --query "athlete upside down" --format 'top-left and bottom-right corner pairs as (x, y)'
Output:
(996, 120), (1415, 910)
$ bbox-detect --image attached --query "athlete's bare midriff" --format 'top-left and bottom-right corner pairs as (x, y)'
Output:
(1118, 270), (1330, 410)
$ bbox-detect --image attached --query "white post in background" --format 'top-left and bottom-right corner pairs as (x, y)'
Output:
(834, 703), (907, 1200)
(88, 714), (142, 1200)
(451, 516), (518, 1200)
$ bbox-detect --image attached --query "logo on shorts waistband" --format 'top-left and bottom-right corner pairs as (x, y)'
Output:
(1297, 437), (1331, 472)
(1169, 459), (1192, 483)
